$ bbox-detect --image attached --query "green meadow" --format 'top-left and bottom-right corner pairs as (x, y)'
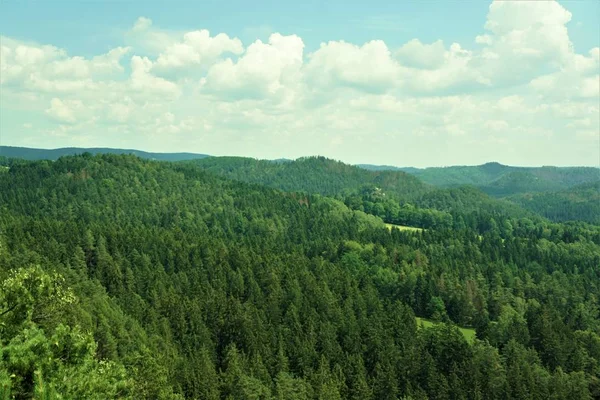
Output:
(385, 223), (423, 232)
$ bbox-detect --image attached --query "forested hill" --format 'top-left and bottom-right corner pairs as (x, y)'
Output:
(508, 181), (600, 225)
(1, 154), (600, 399)
(190, 156), (430, 199)
(190, 156), (536, 229)
(0, 145), (209, 162)
(362, 162), (600, 196)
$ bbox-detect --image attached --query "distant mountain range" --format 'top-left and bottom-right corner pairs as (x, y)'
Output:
(508, 181), (600, 224)
(3, 146), (598, 199)
(186, 156), (536, 221)
(359, 161), (600, 196)
(0, 146), (210, 162)
(2, 146), (599, 224)
(186, 155), (429, 199)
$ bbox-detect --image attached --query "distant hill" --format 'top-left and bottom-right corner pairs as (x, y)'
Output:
(508, 181), (600, 224)
(189, 156), (537, 223)
(367, 162), (600, 196)
(481, 170), (564, 197)
(189, 155), (431, 199)
(357, 164), (421, 173)
(0, 146), (210, 162)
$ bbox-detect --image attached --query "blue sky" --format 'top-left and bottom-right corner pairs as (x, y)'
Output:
(1, 0), (599, 166)
(3, 1), (598, 55)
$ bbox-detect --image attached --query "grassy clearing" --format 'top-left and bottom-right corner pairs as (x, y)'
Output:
(415, 317), (477, 343)
(385, 223), (423, 232)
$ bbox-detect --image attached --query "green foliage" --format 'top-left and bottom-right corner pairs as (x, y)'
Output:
(509, 182), (600, 224)
(399, 162), (599, 195)
(190, 155), (430, 200)
(0, 266), (133, 399)
(0, 154), (598, 399)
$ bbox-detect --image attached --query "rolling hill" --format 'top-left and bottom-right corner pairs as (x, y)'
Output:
(360, 162), (600, 196)
(3, 148), (596, 225)
(508, 181), (600, 224)
(189, 155), (431, 200)
(0, 145), (210, 162)
(189, 156), (538, 228)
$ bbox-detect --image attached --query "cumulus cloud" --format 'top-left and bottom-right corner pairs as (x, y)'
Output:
(45, 98), (84, 124)
(130, 56), (180, 96)
(125, 17), (177, 55)
(305, 40), (399, 93)
(1, 36), (129, 91)
(154, 30), (243, 72)
(395, 39), (446, 69)
(1, 37), (64, 85)
(132, 16), (152, 32)
(201, 33), (304, 100)
(473, 0), (577, 85)
(400, 42), (490, 94)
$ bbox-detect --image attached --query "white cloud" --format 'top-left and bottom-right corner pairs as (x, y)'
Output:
(90, 47), (131, 77)
(125, 17), (178, 55)
(305, 40), (399, 93)
(400, 42), (490, 94)
(130, 56), (180, 96)
(473, 0), (576, 86)
(395, 39), (446, 69)
(154, 30), (243, 72)
(132, 16), (152, 32)
(45, 98), (84, 124)
(1, 36), (129, 91)
(475, 35), (493, 45)
(201, 33), (304, 101)
(484, 120), (509, 132)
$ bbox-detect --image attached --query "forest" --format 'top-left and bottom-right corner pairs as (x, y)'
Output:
(1, 153), (599, 399)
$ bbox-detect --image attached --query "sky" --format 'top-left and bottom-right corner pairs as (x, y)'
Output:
(0, 0), (599, 167)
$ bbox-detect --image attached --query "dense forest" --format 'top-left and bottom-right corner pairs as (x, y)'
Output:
(360, 161), (599, 224)
(190, 156), (430, 199)
(1, 154), (599, 399)
(189, 157), (537, 229)
(365, 162), (599, 194)
(190, 156), (598, 226)
(508, 182), (600, 225)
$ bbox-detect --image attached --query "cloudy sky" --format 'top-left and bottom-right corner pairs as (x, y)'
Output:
(1, 0), (598, 167)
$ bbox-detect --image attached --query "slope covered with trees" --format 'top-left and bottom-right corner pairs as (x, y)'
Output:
(191, 156), (430, 199)
(190, 156), (537, 230)
(1, 154), (599, 399)
(359, 161), (599, 223)
(386, 162), (599, 195)
(508, 182), (600, 224)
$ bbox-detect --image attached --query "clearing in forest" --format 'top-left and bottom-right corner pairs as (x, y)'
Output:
(385, 223), (423, 232)
(415, 317), (477, 343)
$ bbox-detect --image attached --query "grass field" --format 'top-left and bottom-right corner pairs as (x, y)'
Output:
(385, 223), (423, 232)
(415, 317), (477, 343)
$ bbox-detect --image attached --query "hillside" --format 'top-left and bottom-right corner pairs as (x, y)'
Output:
(509, 181), (600, 224)
(364, 162), (600, 196)
(0, 145), (210, 162)
(191, 156), (538, 230)
(3, 149), (593, 225)
(190, 156), (431, 199)
(2, 154), (599, 398)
